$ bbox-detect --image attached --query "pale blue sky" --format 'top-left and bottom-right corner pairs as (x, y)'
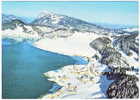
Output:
(2, 1), (138, 26)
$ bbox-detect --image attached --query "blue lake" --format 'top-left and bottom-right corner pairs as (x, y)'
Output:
(2, 39), (87, 99)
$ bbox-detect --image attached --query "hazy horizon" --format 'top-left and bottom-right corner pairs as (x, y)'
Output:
(2, 1), (138, 26)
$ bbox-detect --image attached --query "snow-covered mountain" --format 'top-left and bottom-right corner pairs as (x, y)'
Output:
(2, 14), (34, 24)
(2, 11), (114, 40)
(2, 14), (22, 24)
(2, 11), (138, 39)
(122, 27), (139, 33)
(2, 11), (139, 39)
(94, 22), (138, 29)
(2, 12), (138, 36)
(32, 11), (110, 33)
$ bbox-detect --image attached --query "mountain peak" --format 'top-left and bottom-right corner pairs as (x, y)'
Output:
(38, 10), (55, 18)
(32, 11), (109, 33)
(36, 10), (64, 25)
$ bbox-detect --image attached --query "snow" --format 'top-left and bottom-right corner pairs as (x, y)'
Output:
(118, 50), (139, 76)
(120, 50), (139, 68)
(33, 32), (114, 99)
(123, 28), (138, 32)
(2, 26), (41, 40)
(34, 32), (107, 58)
(51, 15), (63, 24)
(43, 59), (112, 99)
(3, 24), (138, 98)
(24, 26), (35, 33)
(33, 31), (139, 99)
(37, 10), (63, 24)
(33, 33), (113, 98)
(36, 26), (53, 32)
(38, 10), (55, 18)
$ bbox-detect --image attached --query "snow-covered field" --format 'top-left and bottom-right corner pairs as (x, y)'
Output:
(33, 32), (114, 99)
(34, 32), (111, 58)
(43, 59), (112, 99)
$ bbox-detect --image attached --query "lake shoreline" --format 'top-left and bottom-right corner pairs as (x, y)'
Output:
(32, 33), (112, 99)
(2, 39), (80, 99)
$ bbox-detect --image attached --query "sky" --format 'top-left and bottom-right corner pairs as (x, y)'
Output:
(2, 1), (138, 26)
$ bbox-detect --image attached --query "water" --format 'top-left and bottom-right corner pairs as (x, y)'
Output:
(2, 39), (87, 99)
